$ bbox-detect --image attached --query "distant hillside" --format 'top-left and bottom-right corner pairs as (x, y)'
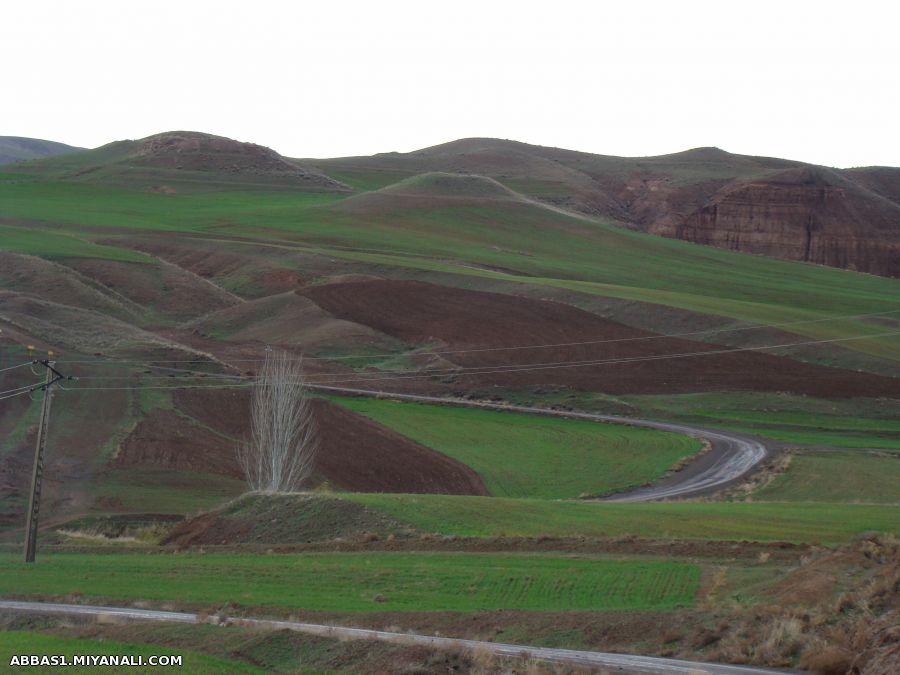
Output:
(308, 139), (900, 277)
(8, 131), (350, 192)
(6, 131), (899, 275)
(0, 136), (84, 164)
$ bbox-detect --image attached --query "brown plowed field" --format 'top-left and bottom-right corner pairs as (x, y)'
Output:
(300, 280), (900, 397)
(169, 390), (488, 495)
(116, 409), (242, 477)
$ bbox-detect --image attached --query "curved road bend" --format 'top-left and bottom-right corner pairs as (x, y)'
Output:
(0, 600), (786, 675)
(311, 385), (768, 501)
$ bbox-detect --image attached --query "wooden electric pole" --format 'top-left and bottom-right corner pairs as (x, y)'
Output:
(23, 358), (68, 563)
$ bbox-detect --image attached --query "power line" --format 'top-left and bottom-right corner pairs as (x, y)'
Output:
(24, 307), (900, 366)
(0, 382), (45, 398)
(0, 360), (36, 375)
(303, 329), (900, 384)
(132, 331), (900, 379)
(0, 388), (37, 402)
(64, 329), (900, 391)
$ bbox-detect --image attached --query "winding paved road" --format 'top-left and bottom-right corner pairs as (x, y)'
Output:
(0, 600), (786, 674)
(312, 385), (768, 501)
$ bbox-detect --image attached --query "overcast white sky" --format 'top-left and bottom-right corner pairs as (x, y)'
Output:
(4, 1), (898, 167)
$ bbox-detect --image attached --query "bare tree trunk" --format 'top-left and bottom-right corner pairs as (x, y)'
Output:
(238, 349), (318, 492)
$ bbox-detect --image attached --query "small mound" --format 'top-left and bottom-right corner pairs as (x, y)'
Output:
(186, 291), (399, 351)
(333, 172), (522, 212)
(63, 257), (239, 322)
(390, 172), (519, 198)
(19, 131), (350, 191)
(129, 131), (348, 189)
(134, 131), (299, 174)
(663, 146), (735, 162)
(162, 493), (411, 547)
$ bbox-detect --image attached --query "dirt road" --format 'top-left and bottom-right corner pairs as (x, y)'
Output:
(311, 385), (768, 500)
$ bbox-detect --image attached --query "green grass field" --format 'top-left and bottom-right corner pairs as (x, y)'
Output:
(627, 393), (900, 451)
(2, 178), (898, 362)
(344, 494), (900, 543)
(754, 451), (900, 503)
(0, 632), (261, 674)
(88, 469), (246, 514)
(0, 223), (150, 262)
(0, 552), (699, 613)
(332, 396), (702, 498)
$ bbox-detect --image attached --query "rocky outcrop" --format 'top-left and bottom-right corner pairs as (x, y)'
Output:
(653, 168), (900, 276)
(312, 140), (900, 277)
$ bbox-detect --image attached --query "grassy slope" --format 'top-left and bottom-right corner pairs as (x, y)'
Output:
(1, 180), (898, 361)
(0, 552), (698, 613)
(344, 494), (899, 543)
(332, 396), (702, 498)
(0, 632), (261, 674)
(754, 451), (900, 503)
(626, 393), (900, 451)
(0, 224), (150, 262)
(89, 468), (246, 514)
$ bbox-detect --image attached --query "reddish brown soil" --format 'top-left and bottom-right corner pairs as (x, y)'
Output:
(172, 389), (488, 495)
(667, 167), (900, 277)
(63, 258), (238, 321)
(300, 280), (900, 397)
(116, 409), (242, 477)
(313, 398), (488, 495)
(253, 268), (306, 295)
(0, 385), (130, 529)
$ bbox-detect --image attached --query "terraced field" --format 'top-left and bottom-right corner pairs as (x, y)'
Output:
(0, 552), (699, 613)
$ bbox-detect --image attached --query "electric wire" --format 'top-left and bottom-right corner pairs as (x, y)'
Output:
(20, 307), (900, 366)
(0, 382), (45, 398)
(68, 329), (900, 382)
(63, 329), (900, 391)
(0, 388), (39, 402)
(0, 360), (37, 374)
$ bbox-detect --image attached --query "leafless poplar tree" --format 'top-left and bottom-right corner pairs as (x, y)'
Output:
(238, 349), (318, 492)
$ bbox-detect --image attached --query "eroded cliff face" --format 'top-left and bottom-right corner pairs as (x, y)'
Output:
(644, 168), (900, 277)
(311, 140), (900, 277)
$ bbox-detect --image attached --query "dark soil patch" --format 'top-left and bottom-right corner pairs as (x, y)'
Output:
(300, 279), (900, 397)
(116, 409), (241, 477)
(173, 389), (487, 495)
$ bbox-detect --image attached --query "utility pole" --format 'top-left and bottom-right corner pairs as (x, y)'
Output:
(23, 355), (69, 563)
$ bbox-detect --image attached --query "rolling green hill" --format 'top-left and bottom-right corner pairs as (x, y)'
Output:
(0, 136), (84, 165)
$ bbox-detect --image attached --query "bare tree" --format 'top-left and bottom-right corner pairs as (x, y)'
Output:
(238, 349), (318, 492)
